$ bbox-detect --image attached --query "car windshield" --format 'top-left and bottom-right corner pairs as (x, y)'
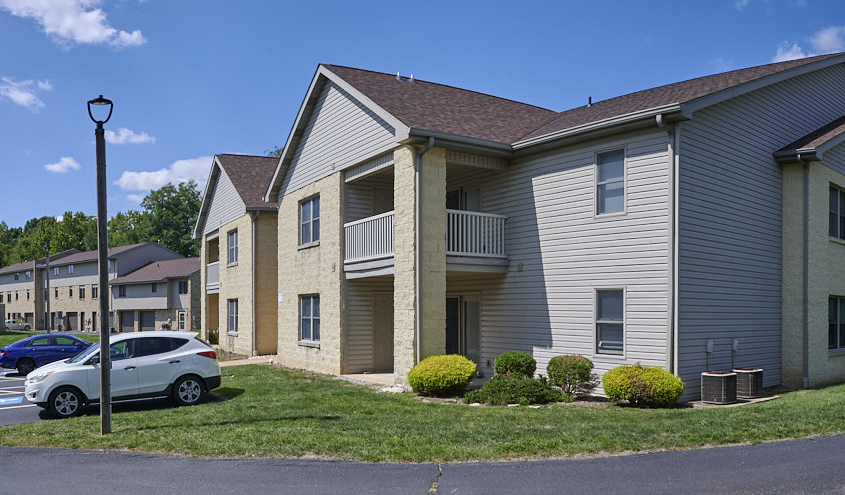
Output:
(70, 343), (99, 364)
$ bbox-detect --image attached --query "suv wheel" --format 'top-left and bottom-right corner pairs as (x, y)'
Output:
(48, 387), (83, 418)
(172, 375), (205, 406)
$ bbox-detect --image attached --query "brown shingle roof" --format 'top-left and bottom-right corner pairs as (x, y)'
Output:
(46, 243), (147, 266)
(110, 257), (199, 285)
(778, 115), (845, 152)
(323, 65), (559, 145)
(0, 249), (79, 275)
(217, 154), (279, 209)
(519, 53), (845, 142)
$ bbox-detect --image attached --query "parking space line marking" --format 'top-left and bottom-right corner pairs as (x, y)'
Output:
(0, 397), (24, 405)
(0, 403), (37, 410)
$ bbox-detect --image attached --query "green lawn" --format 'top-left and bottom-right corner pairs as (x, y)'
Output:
(1, 364), (844, 461)
(0, 330), (100, 347)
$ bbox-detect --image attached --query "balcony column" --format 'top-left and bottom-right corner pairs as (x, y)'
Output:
(393, 145), (447, 384)
(200, 235), (208, 341)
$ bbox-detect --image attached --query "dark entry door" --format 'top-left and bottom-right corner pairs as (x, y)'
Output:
(140, 311), (155, 331)
(120, 312), (134, 332)
(372, 293), (394, 372)
(446, 297), (460, 355)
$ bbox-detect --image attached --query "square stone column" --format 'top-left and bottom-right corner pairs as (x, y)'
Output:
(393, 145), (447, 384)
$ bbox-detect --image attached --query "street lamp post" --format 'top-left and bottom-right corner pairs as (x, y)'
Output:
(88, 95), (113, 435)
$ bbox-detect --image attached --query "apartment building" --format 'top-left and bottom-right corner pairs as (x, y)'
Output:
(254, 53), (845, 399)
(194, 154), (278, 356)
(0, 242), (182, 332)
(110, 257), (200, 332)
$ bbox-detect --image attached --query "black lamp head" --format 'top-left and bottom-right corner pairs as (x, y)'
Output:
(87, 95), (113, 124)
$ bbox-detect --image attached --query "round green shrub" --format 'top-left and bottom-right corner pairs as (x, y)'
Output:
(493, 350), (536, 377)
(463, 374), (564, 406)
(547, 355), (596, 395)
(408, 354), (477, 396)
(601, 363), (684, 407)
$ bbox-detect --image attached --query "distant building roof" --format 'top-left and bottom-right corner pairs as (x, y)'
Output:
(42, 243), (149, 267)
(0, 249), (79, 276)
(110, 257), (199, 285)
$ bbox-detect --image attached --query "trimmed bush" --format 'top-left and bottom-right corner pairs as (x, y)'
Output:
(494, 351), (536, 377)
(547, 355), (596, 395)
(408, 355), (477, 396)
(602, 363), (684, 407)
(464, 374), (566, 406)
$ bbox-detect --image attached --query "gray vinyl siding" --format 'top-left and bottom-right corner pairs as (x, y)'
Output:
(279, 81), (396, 198)
(677, 62), (845, 397)
(344, 277), (392, 373)
(463, 130), (670, 382)
(114, 244), (182, 277)
(203, 169), (246, 236)
(823, 142), (845, 177)
(345, 172), (394, 223)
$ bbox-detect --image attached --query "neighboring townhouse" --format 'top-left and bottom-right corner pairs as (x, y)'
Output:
(261, 53), (845, 399)
(0, 242), (182, 332)
(194, 154), (279, 356)
(0, 249), (78, 327)
(110, 257), (200, 332)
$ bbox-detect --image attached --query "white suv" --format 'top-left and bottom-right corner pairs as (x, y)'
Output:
(24, 331), (221, 418)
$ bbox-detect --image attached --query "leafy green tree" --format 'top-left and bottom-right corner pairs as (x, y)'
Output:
(141, 181), (201, 257)
(108, 210), (151, 247)
(266, 146), (283, 158)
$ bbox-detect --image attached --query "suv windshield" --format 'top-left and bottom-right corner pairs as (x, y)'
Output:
(70, 343), (99, 364)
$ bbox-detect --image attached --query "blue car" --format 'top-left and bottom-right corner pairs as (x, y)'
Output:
(0, 334), (92, 375)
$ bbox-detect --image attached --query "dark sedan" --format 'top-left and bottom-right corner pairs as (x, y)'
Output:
(0, 334), (92, 375)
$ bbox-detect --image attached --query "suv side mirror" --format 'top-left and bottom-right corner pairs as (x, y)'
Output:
(88, 355), (100, 365)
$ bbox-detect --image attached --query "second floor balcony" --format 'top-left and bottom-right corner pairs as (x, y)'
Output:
(343, 209), (507, 278)
(206, 261), (219, 293)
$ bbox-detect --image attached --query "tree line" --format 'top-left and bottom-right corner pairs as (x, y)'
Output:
(0, 181), (201, 267)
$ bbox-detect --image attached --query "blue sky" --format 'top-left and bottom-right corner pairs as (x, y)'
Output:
(0, 0), (842, 228)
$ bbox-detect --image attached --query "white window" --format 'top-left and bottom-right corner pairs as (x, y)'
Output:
(300, 295), (320, 342)
(79, 286), (85, 299)
(67, 264), (74, 274)
(300, 196), (320, 245)
(830, 186), (845, 240)
(829, 297), (845, 351)
(92, 285), (98, 299)
(596, 289), (624, 354)
(228, 299), (238, 333)
(178, 311), (186, 331)
(228, 229), (238, 264)
(596, 149), (625, 215)
(53, 267), (59, 276)
(25, 271), (30, 280)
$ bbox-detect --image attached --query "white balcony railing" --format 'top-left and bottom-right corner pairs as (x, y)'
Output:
(344, 211), (394, 262)
(344, 209), (507, 263)
(446, 209), (507, 258)
(206, 261), (219, 287)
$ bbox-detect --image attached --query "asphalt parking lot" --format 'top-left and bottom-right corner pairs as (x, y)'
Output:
(0, 371), (48, 425)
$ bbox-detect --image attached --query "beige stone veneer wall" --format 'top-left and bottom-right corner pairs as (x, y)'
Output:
(217, 214), (256, 356)
(392, 146), (447, 384)
(276, 173), (344, 374)
(782, 161), (845, 388)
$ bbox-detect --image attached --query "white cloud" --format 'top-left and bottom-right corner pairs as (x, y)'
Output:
(44, 156), (81, 173)
(0, 76), (52, 112)
(115, 155), (212, 203)
(773, 25), (845, 62)
(734, 0), (749, 10)
(0, 0), (146, 48)
(105, 127), (155, 144)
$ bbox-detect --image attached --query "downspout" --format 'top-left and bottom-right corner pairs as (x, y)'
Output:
(673, 125), (680, 376)
(251, 210), (260, 356)
(658, 114), (678, 374)
(797, 153), (810, 389)
(415, 137), (435, 364)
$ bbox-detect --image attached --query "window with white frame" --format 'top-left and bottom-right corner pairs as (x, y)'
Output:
(596, 289), (624, 354)
(829, 296), (845, 350)
(228, 229), (238, 264)
(830, 186), (845, 240)
(25, 271), (30, 280)
(178, 311), (186, 331)
(227, 299), (238, 333)
(79, 286), (85, 299)
(67, 264), (74, 274)
(300, 294), (320, 342)
(299, 196), (320, 245)
(596, 149), (625, 215)
(53, 267), (59, 276)
(92, 285), (98, 299)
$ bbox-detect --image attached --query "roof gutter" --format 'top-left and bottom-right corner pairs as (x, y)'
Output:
(774, 148), (819, 163)
(415, 137), (435, 366)
(512, 104), (684, 151)
(404, 129), (512, 159)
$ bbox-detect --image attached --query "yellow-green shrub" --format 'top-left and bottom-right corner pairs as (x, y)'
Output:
(408, 355), (477, 396)
(602, 363), (684, 407)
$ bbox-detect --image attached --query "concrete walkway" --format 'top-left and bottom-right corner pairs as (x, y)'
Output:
(218, 356), (274, 368)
